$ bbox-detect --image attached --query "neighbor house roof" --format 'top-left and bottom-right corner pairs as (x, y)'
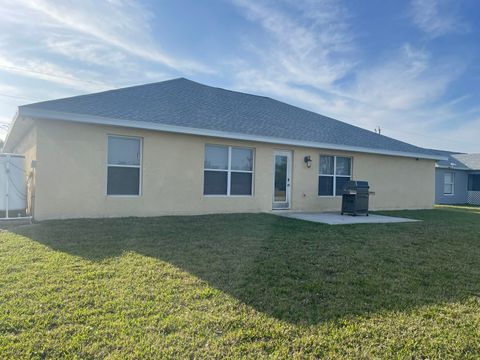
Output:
(7, 78), (444, 160)
(432, 149), (480, 170)
(429, 149), (469, 169)
(452, 154), (480, 170)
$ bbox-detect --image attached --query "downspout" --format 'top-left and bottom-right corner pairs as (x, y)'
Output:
(5, 155), (9, 219)
(27, 160), (36, 221)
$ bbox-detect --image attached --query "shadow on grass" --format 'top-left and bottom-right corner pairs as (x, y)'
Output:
(12, 208), (480, 325)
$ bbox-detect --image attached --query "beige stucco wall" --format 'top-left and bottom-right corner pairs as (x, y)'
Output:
(29, 119), (435, 220)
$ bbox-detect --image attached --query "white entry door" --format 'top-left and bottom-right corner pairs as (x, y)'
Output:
(272, 150), (292, 209)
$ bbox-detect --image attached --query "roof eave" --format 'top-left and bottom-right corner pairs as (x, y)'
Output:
(19, 107), (447, 161)
(435, 164), (471, 171)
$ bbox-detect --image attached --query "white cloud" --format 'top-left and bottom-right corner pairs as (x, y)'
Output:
(232, 0), (355, 89)
(410, 0), (470, 38)
(0, 53), (111, 92)
(0, 0), (212, 75)
(0, 0), (200, 124)
(352, 44), (464, 110)
(0, 84), (37, 101)
(10, 0), (212, 74)
(44, 35), (128, 68)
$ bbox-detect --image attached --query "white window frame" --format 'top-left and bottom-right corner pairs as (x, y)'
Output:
(318, 155), (352, 197)
(106, 135), (142, 197)
(203, 144), (255, 197)
(443, 171), (454, 196)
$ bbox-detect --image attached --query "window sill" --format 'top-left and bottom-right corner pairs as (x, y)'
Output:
(203, 195), (254, 198)
(106, 195), (141, 198)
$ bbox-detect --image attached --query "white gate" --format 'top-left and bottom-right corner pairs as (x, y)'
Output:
(0, 154), (28, 219)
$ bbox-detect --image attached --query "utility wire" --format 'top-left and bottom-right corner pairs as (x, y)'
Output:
(381, 126), (478, 149)
(0, 92), (39, 101)
(0, 64), (107, 87)
(1, 120), (12, 132)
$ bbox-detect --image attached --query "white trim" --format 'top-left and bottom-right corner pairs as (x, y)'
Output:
(203, 144), (254, 196)
(17, 107), (447, 161)
(443, 171), (454, 196)
(435, 164), (471, 171)
(203, 195), (253, 198)
(106, 135), (142, 197)
(0, 153), (25, 158)
(272, 150), (292, 209)
(227, 146), (232, 196)
(106, 164), (140, 168)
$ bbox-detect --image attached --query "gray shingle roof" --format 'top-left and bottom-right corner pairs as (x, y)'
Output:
(20, 78), (440, 158)
(430, 148), (480, 170)
(427, 149), (468, 169)
(452, 154), (480, 170)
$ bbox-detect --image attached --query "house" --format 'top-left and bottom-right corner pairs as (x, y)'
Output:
(3, 78), (444, 221)
(434, 151), (480, 205)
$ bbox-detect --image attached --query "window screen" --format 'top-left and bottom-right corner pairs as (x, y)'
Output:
(107, 136), (141, 195)
(443, 172), (454, 195)
(319, 155), (352, 196)
(468, 175), (480, 191)
(204, 145), (254, 196)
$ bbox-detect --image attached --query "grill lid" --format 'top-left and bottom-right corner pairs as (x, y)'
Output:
(343, 180), (370, 191)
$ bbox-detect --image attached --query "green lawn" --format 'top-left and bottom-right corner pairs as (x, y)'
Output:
(1, 207), (479, 358)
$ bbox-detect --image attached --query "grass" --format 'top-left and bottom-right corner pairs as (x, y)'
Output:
(0, 207), (480, 358)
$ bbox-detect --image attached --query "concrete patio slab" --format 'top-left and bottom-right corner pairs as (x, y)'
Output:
(273, 211), (420, 225)
(0, 218), (32, 230)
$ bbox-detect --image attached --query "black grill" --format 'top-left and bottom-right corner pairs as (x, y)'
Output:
(341, 181), (370, 216)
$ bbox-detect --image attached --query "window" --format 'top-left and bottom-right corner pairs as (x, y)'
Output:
(204, 145), (254, 196)
(107, 135), (141, 195)
(468, 174), (480, 191)
(443, 172), (454, 195)
(318, 155), (352, 196)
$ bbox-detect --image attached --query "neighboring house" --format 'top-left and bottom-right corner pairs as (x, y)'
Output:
(434, 151), (480, 205)
(3, 78), (444, 220)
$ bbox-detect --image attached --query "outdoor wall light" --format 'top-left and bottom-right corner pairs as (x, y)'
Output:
(304, 155), (312, 168)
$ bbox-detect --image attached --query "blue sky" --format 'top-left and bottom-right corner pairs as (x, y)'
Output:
(0, 0), (479, 152)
